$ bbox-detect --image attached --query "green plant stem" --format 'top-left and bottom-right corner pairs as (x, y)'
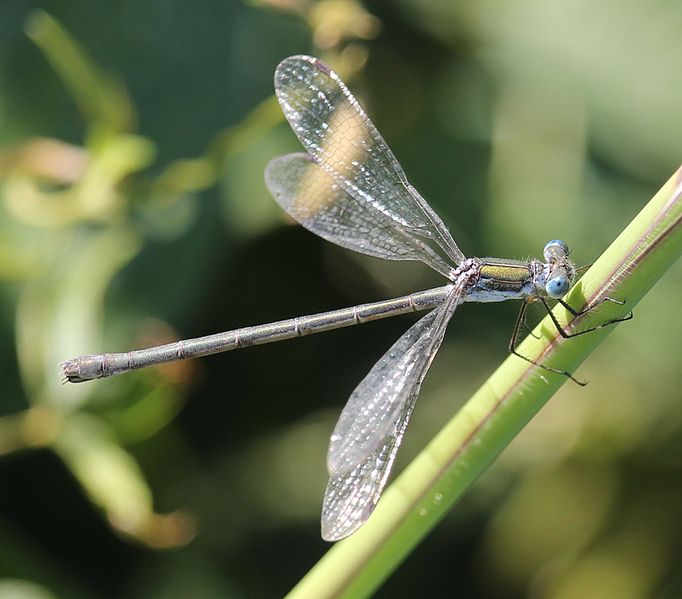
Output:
(287, 165), (682, 599)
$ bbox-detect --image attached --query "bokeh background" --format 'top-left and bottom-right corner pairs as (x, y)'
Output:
(1, 1), (681, 597)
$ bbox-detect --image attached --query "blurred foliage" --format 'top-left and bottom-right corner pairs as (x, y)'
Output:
(0, 1), (680, 598)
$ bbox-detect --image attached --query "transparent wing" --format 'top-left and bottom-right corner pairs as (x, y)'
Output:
(321, 398), (415, 541)
(273, 55), (465, 269)
(266, 153), (456, 278)
(321, 289), (460, 541)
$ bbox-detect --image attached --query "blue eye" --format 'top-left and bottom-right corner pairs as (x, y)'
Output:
(546, 275), (570, 298)
(543, 240), (569, 261)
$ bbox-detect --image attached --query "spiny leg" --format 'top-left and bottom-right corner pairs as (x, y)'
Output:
(520, 302), (540, 339)
(514, 295), (633, 385)
(542, 297), (633, 339)
(508, 300), (586, 386)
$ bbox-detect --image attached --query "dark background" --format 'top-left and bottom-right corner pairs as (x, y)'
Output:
(1, 1), (681, 597)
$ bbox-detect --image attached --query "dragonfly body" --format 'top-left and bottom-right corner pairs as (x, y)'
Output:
(60, 55), (627, 542)
(60, 255), (569, 383)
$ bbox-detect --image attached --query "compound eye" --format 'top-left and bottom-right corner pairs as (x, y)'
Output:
(546, 274), (570, 298)
(544, 239), (569, 261)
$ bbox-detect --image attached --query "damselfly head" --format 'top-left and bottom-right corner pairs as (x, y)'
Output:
(542, 240), (575, 298)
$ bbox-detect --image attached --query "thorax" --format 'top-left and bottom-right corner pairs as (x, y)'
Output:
(459, 257), (544, 303)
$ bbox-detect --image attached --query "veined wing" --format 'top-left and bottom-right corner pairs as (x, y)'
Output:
(273, 55), (465, 270)
(321, 400), (414, 541)
(321, 288), (460, 541)
(266, 153), (456, 279)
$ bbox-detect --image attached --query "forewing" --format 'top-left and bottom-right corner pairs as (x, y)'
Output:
(266, 153), (456, 278)
(321, 291), (460, 541)
(273, 55), (464, 267)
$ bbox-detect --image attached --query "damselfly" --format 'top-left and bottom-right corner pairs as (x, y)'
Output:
(61, 55), (631, 541)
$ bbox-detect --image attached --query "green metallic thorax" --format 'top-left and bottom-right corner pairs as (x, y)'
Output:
(477, 260), (533, 294)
